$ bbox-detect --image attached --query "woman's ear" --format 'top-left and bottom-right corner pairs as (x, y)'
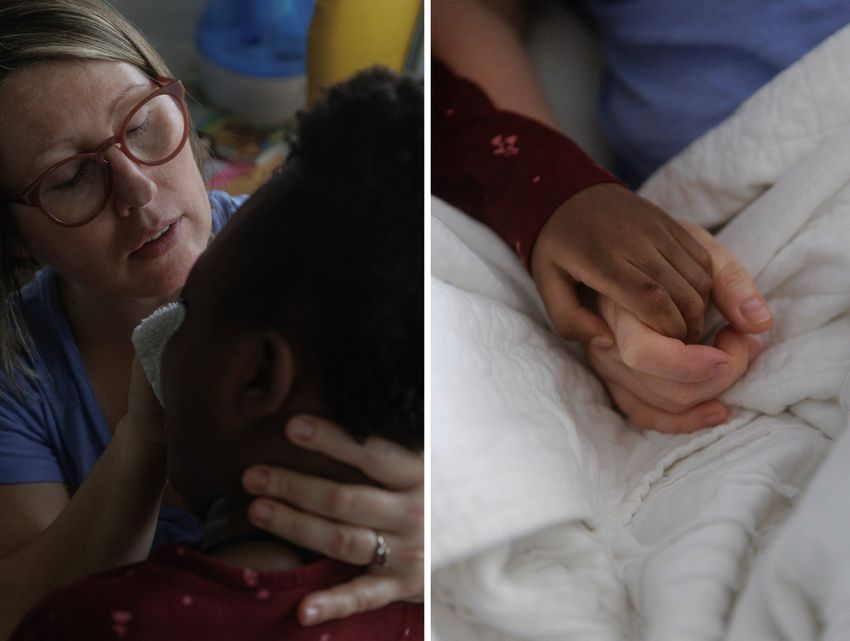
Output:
(1, 216), (32, 261)
(11, 238), (31, 260)
(236, 332), (296, 419)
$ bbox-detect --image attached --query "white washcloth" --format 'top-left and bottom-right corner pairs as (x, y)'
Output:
(130, 301), (186, 404)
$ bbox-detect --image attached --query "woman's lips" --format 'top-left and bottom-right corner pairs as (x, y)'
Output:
(130, 217), (182, 259)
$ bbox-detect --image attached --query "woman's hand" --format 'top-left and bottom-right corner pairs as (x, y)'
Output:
(125, 356), (166, 447)
(588, 299), (762, 431)
(240, 416), (423, 625)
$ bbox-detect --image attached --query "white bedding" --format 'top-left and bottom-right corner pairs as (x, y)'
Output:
(432, 23), (850, 641)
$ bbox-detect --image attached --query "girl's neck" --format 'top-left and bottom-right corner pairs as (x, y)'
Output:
(202, 491), (312, 571)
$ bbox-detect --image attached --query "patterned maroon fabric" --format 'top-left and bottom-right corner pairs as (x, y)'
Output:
(432, 59), (624, 269)
(10, 546), (422, 641)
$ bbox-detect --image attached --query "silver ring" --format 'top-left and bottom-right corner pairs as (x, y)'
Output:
(373, 532), (391, 568)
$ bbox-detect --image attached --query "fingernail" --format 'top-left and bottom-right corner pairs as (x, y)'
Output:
(740, 298), (772, 325)
(242, 468), (267, 492)
(303, 605), (321, 624)
(590, 335), (614, 348)
(713, 362), (731, 378)
(288, 418), (314, 441)
(704, 412), (726, 427)
(250, 501), (272, 525)
(746, 337), (763, 361)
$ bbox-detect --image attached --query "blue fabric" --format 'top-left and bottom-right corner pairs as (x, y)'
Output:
(0, 190), (248, 551)
(580, 0), (850, 187)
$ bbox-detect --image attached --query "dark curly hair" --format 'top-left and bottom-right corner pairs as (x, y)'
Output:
(219, 67), (423, 450)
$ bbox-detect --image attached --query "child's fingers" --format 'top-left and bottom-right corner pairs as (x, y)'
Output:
(646, 251), (708, 343)
(657, 236), (715, 341)
(535, 269), (614, 344)
(667, 218), (713, 274)
(587, 261), (688, 341)
(677, 221), (773, 335)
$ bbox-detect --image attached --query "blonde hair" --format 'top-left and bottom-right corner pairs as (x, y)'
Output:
(0, 0), (207, 394)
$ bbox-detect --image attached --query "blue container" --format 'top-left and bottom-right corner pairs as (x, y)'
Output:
(196, 0), (315, 124)
(197, 0), (315, 78)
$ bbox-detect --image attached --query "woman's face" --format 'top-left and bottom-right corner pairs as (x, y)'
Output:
(0, 60), (211, 299)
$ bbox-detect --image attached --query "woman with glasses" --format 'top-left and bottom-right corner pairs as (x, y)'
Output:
(0, 1), (423, 636)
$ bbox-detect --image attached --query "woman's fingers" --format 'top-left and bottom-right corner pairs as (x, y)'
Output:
(297, 574), (417, 626)
(242, 415), (424, 621)
(599, 297), (730, 383)
(533, 267), (614, 344)
(246, 497), (387, 565)
(713, 259), (774, 334)
(589, 325), (755, 414)
(241, 466), (417, 533)
(284, 415), (423, 489)
(126, 356), (167, 446)
(605, 379), (728, 433)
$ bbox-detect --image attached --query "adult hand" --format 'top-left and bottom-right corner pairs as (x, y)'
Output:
(240, 415), (423, 626)
(125, 356), (166, 446)
(531, 183), (714, 345)
(586, 223), (773, 432)
(588, 303), (762, 431)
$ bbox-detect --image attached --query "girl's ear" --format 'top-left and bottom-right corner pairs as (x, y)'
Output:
(236, 331), (296, 419)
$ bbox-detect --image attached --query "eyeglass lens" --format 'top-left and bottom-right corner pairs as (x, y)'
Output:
(39, 92), (186, 225)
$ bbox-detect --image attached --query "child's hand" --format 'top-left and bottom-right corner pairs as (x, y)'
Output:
(531, 183), (714, 344)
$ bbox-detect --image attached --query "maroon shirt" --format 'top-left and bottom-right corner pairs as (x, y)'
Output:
(432, 59), (623, 269)
(10, 546), (422, 641)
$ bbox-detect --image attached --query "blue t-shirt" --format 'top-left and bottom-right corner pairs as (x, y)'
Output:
(580, 0), (850, 187)
(0, 190), (247, 551)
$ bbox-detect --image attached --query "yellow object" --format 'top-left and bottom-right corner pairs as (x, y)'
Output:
(306, 0), (422, 104)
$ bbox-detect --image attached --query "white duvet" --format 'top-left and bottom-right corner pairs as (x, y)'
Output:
(432, 24), (850, 641)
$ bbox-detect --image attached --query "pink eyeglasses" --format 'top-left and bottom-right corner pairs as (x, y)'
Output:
(6, 77), (190, 227)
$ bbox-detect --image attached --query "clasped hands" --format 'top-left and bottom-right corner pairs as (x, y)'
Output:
(532, 184), (773, 433)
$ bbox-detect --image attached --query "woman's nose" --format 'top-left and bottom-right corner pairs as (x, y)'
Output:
(103, 146), (157, 216)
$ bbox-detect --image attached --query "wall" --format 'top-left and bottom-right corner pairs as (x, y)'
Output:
(109, 0), (208, 85)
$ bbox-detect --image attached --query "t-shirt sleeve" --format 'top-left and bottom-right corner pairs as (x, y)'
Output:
(208, 190), (249, 234)
(0, 384), (64, 484)
(431, 58), (624, 269)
